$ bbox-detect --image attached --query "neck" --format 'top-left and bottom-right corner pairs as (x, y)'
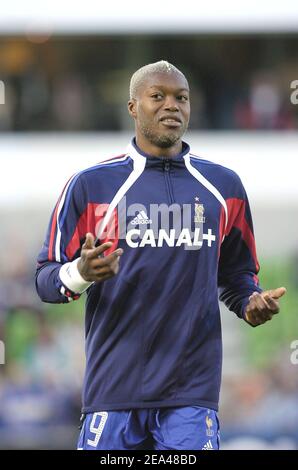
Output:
(135, 134), (183, 158)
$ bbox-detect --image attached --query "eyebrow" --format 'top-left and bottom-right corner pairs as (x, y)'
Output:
(148, 86), (189, 92)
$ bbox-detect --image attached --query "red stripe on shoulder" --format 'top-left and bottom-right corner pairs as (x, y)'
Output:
(223, 198), (260, 272)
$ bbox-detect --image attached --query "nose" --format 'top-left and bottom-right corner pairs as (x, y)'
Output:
(164, 95), (179, 112)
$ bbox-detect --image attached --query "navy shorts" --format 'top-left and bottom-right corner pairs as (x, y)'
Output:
(77, 406), (220, 450)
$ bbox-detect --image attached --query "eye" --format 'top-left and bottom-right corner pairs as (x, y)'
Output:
(177, 95), (189, 101)
(151, 93), (163, 100)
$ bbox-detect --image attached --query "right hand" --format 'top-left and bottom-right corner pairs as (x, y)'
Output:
(77, 233), (123, 283)
(244, 287), (286, 326)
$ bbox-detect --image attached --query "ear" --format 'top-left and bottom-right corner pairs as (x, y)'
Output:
(128, 99), (137, 119)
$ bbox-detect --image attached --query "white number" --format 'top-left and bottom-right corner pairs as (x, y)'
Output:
(87, 412), (108, 447)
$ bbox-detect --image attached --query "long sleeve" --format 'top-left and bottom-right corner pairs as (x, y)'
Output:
(35, 173), (89, 303)
(218, 180), (262, 321)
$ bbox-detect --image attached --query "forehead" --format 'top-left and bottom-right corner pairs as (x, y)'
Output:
(139, 71), (189, 94)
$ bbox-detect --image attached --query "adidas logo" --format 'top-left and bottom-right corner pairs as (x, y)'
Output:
(202, 440), (213, 450)
(131, 211), (152, 225)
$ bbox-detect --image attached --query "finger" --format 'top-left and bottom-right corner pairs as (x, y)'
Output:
(253, 311), (273, 324)
(263, 294), (280, 314)
(269, 287), (287, 300)
(93, 265), (116, 276)
(82, 232), (95, 249)
(95, 248), (123, 266)
(258, 311), (274, 322)
(86, 242), (114, 259)
(92, 256), (120, 273)
(249, 294), (274, 324)
(253, 293), (270, 312)
(88, 251), (122, 270)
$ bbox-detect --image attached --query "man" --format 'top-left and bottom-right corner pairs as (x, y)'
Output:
(36, 60), (286, 450)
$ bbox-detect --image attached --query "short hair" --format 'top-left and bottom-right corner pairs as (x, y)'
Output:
(129, 60), (187, 99)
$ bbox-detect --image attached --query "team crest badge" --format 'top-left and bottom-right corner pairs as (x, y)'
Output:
(194, 197), (205, 223)
(205, 414), (214, 437)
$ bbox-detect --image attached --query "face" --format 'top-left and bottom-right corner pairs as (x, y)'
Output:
(128, 72), (190, 149)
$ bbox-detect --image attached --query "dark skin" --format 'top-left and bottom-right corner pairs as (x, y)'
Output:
(244, 288), (286, 326)
(78, 70), (286, 324)
(128, 71), (190, 157)
(77, 234), (123, 283)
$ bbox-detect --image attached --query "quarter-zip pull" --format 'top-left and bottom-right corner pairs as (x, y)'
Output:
(163, 159), (174, 203)
(164, 159), (170, 171)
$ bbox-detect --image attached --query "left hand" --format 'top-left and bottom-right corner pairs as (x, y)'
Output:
(244, 287), (287, 326)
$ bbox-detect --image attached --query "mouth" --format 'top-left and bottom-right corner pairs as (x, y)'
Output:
(159, 116), (182, 128)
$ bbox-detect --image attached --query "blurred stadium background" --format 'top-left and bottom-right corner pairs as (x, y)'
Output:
(0, 1), (298, 450)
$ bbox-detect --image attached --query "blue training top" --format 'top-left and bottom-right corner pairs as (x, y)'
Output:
(36, 137), (261, 413)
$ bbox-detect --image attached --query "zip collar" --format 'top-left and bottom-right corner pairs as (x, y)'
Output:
(127, 137), (190, 166)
